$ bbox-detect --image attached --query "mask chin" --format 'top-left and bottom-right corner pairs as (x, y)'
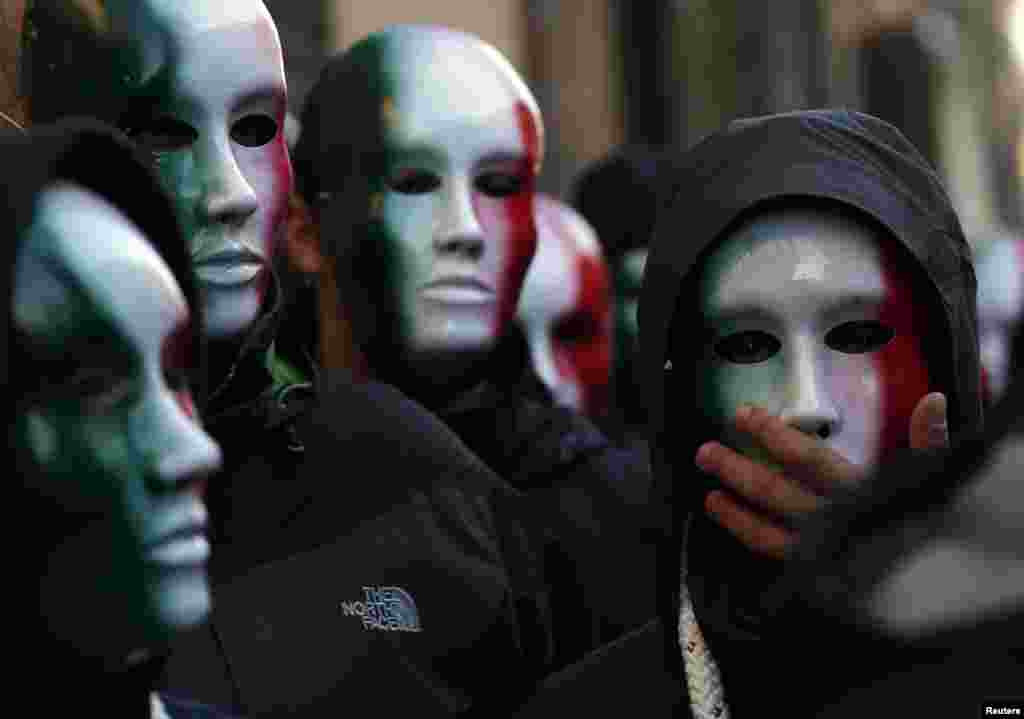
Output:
(200, 276), (266, 340)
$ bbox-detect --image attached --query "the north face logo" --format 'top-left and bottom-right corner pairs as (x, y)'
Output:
(340, 586), (422, 632)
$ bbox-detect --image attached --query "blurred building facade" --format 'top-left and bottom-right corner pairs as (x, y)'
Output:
(265, 0), (1020, 227)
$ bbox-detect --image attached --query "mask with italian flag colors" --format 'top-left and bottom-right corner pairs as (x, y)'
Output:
(14, 182), (222, 659)
(695, 205), (932, 470)
(103, 0), (292, 340)
(306, 25), (543, 377)
(519, 194), (611, 417)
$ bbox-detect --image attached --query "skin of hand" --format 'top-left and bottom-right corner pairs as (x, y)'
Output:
(695, 392), (949, 559)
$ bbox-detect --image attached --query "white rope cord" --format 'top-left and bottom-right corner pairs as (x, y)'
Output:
(150, 693), (171, 719)
(679, 575), (730, 719)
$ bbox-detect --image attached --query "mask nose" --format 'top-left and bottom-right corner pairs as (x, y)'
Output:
(198, 137), (259, 229)
(151, 389), (223, 492)
(780, 335), (841, 441)
(434, 178), (485, 260)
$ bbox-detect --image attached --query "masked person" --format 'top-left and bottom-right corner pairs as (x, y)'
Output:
(514, 109), (982, 718)
(517, 193), (612, 421)
(17, 6), (544, 716)
(6, 120), (230, 718)
(290, 24), (657, 670)
(24, 0), (305, 448)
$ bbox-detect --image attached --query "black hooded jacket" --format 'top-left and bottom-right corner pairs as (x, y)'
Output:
(160, 368), (558, 718)
(514, 110), (983, 718)
(437, 326), (658, 669)
(5, 120), (235, 718)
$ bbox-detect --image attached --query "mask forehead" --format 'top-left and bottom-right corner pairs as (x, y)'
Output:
(703, 210), (886, 318)
(695, 207), (931, 468)
(16, 183), (187, 349)
(147, 0), (285, 107)
(386, 27), (542, 170)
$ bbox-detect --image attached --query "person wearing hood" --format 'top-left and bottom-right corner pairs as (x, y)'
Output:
(6, 119), (231, 717)
(514, 109), (982, 718)
(288, 24), (657, 670)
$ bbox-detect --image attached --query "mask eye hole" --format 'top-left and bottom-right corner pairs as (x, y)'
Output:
(554, 313), (599, 345)
(825, 320), (895, 354)
(65, 367), (138, 415)
(388, 169), (442, 195)
(714, 330), (781, 364)
(231, 114), (279, 148)
(123, 116), (198, 153)
(474, 171), (526, 198)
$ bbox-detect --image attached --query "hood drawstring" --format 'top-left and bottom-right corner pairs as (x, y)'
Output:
(679, 557), (730, 719)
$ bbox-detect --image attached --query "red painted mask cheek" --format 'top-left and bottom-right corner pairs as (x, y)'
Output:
(570, 252), (612, 416)
(491, 103), (541, 336)
(875, 250), (932, 458)
(268, 125), (294, 254)
(161, 319), (200, 423)
(175, 390), (198, 421)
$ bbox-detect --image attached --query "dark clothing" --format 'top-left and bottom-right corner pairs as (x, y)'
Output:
(162, 372), (554, 717)
(515, 619), (686, 719)
(518, 110), (984, 718)
(439, 332), (657, 670)
(162, 694), (241, 719)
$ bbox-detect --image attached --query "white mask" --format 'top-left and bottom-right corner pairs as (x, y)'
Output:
(367, 26), (543, 357)
(15, 183), (222, 655)
(696, 207), (932, 470)
(111, 0), (293, 339)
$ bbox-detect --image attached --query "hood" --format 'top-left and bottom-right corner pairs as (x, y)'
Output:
(637, 110), (983, 686)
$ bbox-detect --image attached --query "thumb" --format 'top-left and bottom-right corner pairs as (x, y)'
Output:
(909, 392), (948, 451)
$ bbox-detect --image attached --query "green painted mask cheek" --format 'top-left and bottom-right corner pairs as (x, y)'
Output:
(370, 27), (542, 357)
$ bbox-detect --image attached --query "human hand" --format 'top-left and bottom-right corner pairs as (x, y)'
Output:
(695, 393), (948, 559)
